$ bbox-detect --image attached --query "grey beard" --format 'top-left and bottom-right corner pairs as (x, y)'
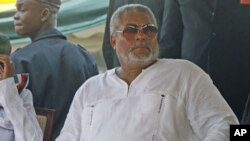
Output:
(121, 47), (159, 67)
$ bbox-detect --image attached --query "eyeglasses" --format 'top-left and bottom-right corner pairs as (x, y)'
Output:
(116, 24), (158, 41)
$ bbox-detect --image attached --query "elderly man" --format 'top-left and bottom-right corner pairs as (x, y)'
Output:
(0, 33), (42, 141)
(11, 0), (99, 139)
(56, 4), (238, 141)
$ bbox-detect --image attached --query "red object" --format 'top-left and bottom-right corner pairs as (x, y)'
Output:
(241, 0), (250, 4)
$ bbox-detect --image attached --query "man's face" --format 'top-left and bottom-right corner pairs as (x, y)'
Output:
(110, 11), (159, 68)
(14, 0), (43, 37)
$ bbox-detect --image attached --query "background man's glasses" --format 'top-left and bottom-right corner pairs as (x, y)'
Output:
(116, 24), (158, 41)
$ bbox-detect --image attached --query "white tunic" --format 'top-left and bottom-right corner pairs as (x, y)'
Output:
(0, 78), (43, 141)
(57, 59), (238, 141)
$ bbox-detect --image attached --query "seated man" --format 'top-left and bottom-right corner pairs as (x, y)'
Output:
(56, 4), (238, 141)
(0, 33), (42, 141)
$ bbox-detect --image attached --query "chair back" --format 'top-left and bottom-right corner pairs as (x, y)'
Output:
(35, 108), (56, 141)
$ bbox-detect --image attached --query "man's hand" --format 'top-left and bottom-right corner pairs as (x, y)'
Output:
(0, 55), (14, 80)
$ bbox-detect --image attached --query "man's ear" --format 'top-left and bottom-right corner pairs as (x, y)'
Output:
(41, 8), (50, 22)
(110, 35), (116, 50)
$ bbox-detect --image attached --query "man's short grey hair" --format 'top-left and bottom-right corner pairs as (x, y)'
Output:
(110, 4), (157, 35)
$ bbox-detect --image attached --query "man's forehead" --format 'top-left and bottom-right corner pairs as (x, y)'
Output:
(120, 12), (155, 26)
(124, 11), (153, 20)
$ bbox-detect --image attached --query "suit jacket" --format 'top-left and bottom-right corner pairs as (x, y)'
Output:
(159, 0), (250, 119)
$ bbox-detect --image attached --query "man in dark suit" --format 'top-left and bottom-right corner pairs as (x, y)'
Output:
(159, 0), (250, 120)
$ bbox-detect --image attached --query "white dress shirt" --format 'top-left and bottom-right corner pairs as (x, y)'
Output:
(56, 59), (238, 141)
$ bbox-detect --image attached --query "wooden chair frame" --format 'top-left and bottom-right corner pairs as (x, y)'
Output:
(35, 108), (56, 141)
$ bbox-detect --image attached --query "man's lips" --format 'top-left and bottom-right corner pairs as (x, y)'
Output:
(132, 46), (150, 51)
(14, 22), (22, 26)
(14, 24), (22, 26)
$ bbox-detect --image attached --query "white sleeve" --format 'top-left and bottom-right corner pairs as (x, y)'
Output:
(186, 71), (239, 141)
(0, 78), (43, 141)
(55, 86), (84, 141)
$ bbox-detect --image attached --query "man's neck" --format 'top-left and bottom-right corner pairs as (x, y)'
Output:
(116, 59), (157, 85)
(115, 67), (142, 85)
(30, 23), (56, 41)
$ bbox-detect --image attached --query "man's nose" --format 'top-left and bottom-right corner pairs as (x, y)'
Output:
(13, 12), (20, 20)
(135, 29), (146, 40)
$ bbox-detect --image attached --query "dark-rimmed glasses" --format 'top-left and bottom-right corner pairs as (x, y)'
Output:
(116, 24), (158, 41)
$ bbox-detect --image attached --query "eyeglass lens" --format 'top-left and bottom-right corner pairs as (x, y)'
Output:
(122, 24), (158, 41)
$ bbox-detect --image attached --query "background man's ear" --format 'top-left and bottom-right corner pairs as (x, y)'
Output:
(110, 35), (116, 50)
(41, 8), (50, 22)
